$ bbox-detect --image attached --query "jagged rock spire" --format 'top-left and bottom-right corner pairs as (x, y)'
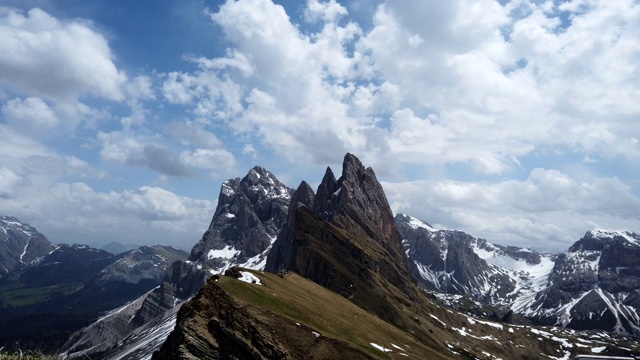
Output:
(264, 153), (415, 326)
(265, 181), (315, 273)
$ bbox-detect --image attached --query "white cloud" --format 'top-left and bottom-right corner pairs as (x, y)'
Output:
(0, 7), (126, 102)
(124, 75), (156, 101)
(383, 168), (640, 251)
(161, 70), (244, 120)
(4, 0), (633, 252)
(97, 131), (147, 166)
(0, 167), (20, 198)
(0, 181), (214, 248)
(165, 121), (222, 148)
(179, 148), (236, 171)
(305, 0), (349, 24)
(1, 97), (58, 135)
(0, 124), (213, 248)
(119, 186), (188, 221)
(97, 129), (235, 177)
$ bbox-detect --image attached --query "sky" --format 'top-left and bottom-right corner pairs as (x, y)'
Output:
(0, 0), (638, 252)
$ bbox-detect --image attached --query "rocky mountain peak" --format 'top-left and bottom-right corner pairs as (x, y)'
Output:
(189, 167), (292, 273)
(264, 153), (418, 328)
(312, 153), (407, 266)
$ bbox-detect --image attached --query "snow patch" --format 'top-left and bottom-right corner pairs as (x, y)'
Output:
(405, 215), (435, 231)
(19, 240), (30, 263)
(207, 245), (240, 260)
(589, 229), (640, 246)
(238, 271), (262, 285)
(370, 343), (392, 352)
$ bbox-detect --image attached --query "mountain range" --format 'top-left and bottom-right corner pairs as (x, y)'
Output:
(0, 217), (187, 351)
(2, 154), (639, 358)
(396, 213), (640, 336)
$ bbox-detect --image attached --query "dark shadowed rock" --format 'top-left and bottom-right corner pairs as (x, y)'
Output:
(265, 181), (315, 273)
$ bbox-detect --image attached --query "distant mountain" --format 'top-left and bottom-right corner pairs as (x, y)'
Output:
(0, 216), (56, 277)
(63, 166), (292, 359)
(515, 229), (640, 335)
(100, 241), (142, 254)
(396, 214), (640, 336)
(0, 238), (187, 351)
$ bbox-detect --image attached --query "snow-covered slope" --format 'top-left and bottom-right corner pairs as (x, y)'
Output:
(397, 213), (640, 336)
(519, 229), (640, 336)
(396, 213), (555, 305)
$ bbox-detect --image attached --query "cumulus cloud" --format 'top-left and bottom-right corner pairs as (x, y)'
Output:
(97, 130), (235, 177)
(3, 0), (637, 252)
(1, 97), (58, 135)
(161, 0), (639, 176)
(0, 7), (126, 103)
(0, 181), (214, 247)
(179, 148), (236, 171)
(97, 131), (191, 176)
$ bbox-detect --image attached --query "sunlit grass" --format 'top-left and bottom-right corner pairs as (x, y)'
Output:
(218, 269), (452, 359)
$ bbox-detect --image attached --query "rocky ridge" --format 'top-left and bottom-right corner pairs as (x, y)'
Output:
(515, 229), (640, 335)
(266, 154), (415, 326)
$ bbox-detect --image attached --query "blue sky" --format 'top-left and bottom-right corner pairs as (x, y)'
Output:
(0, 0), (638, 252)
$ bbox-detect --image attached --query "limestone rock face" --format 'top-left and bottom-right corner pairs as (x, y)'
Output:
(264, 181), (315, 273)
(98, 245), (189, 284)
(395, 214), (517, 302)
(397, 213), (640, 336)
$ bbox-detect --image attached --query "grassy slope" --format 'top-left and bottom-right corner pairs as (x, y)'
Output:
(218, 270), (453, 359)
